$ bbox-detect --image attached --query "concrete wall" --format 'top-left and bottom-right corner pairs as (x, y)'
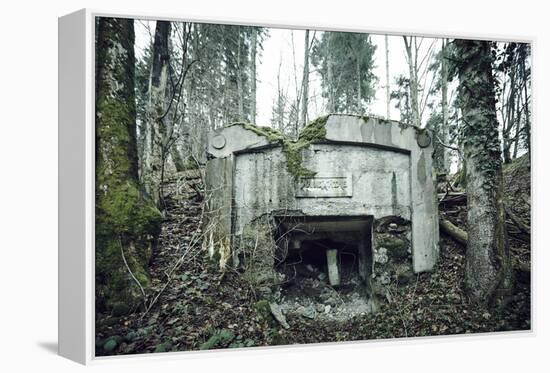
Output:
(322, 115), (439, 272)
(233, 144), (411, 233)
(205, 114), (439, 274)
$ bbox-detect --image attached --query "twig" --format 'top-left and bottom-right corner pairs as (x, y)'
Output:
(119, 237), (147, 306)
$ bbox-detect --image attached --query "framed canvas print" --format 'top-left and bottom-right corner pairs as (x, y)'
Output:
(58, 8), (532, 364)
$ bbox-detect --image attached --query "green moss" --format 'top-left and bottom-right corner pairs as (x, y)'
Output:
(253, 300), (272, 321)
(240, 122), (286, 143)
(95, 96), (162, 312)
(103, 337), (122, 353)
(376, 234), (409, 259)
(199, 330), (235, 350)
(281, 115), (329, 179)
(297, 115), (328, 142)
(111, 302), (130, 317)
(230, 116), (329, 180)
(154, 342), (172, 353)
(267, 329), (288, 345)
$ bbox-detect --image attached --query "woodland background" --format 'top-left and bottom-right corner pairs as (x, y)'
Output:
(94, 15), (531, 355)
(2, 1), (547, 372)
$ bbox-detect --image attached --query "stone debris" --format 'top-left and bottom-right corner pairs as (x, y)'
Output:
(300, 305), (317, 319)
(269, 302), (290, 329)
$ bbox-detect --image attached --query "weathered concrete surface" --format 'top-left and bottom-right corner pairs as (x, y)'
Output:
(207, 124), (270, 159)
(233, 145), (411, 233)
(205, 115), (439, 279)
(203, 157), (233, 268)
(324, 115), (439, 272)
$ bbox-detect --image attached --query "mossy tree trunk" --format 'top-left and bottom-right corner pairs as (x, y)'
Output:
(95, 18), (162, 314)
(455, 39), (511, 306)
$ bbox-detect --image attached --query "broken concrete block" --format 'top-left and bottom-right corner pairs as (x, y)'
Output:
(326, 249), (340, 286)
(269, 302), (289, 329)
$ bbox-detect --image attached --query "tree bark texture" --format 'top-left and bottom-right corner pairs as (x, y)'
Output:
(251, 27), (257, 123)
(301, 29), (309, 126)
(440, 39), (450, 173)
(95, 18), (161, 313)
(144, 21), (171, 206)
(385, 35), (390, 120)
(403, 36), (420, 127)
(455, 39), (511, 305)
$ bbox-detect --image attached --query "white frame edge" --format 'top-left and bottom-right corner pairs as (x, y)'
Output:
(58, 8), (94, 365)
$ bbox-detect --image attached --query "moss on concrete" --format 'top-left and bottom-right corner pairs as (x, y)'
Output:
(230, 116), (329, 180)
(376, 234), (409, 259)
(281, 115), (329, 179)
(240, 122), (286, 143)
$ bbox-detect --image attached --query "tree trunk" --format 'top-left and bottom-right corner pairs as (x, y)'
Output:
(95, 18), (161, 313)
(327, 35), (336, 113)
(236, 27), (244, 120)
(301, 29), (309, 126)
(440, 39), (450, 173)
(403, 36), (420, 127)
(250, 27), (257, 123)
(521, 54), (531, 157)
(356, 55), (362, 114)
(455, 39), (511, 306)
(503, 51), (517, 164)
(144, 21), (171, 206)
(512, 93), (522, 159)
(385, 35), (391, 120)
(171, 146), (185, 172)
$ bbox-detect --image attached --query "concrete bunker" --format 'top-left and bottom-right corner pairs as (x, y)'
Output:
(204, 114), (439, 315)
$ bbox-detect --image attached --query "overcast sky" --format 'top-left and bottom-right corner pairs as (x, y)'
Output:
(134, 20), (444, 127)
(255, 28), (422, 125)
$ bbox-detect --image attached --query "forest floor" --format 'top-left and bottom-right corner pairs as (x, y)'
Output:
(95, 155), (531, 356)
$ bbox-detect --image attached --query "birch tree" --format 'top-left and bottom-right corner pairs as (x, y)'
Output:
(301, 29), (310, 126)
(402, 36), (437, 127)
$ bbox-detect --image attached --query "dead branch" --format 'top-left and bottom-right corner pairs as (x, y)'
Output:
(439, 216), (468, 246)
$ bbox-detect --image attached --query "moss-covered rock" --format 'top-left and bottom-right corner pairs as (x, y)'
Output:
(376, 234), (409, 260)
(102, 336), (123, 353)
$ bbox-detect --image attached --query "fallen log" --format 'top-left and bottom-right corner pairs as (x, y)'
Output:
(439, 217), (530, 285)
(439, 217), (468, 246)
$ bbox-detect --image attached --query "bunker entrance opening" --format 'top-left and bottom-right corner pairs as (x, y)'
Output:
(274, 215), (374, 293)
